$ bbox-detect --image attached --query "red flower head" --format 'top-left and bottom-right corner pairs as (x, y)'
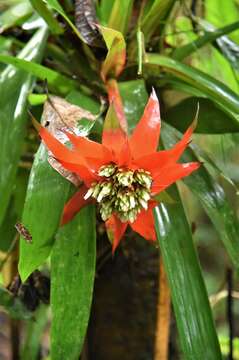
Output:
(39, 90), (200, 252)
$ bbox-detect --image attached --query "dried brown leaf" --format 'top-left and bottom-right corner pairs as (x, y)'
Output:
(41, 96), (96, 186)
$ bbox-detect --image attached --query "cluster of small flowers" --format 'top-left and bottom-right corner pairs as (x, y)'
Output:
(84, 163), (152, 223)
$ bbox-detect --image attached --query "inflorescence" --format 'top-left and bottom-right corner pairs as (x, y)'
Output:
(84, 163), (152, 223)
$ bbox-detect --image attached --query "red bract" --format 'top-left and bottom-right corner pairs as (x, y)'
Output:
(39, 90), (200, 251)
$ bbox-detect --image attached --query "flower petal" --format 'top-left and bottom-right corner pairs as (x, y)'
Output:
(130, 208), (156, 241)
(102, 103), (127, 157)
(129, 89), (161, 158)
(105, 215), (127, 253)
(151, 162), (200, 194)
(63, 130), (107, 159)
(118, 139), (132, 167)
(61, 185), (93, 225)
(39, 126), (84, 165)
(135, 117), (198, 175)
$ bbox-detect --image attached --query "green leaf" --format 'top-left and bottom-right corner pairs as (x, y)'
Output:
(0, 54), (79, 95)
(172, 21), (239, 61)
(154, 187), (222, 359)
(99, 0), (115, 24)
(0, 168), (29, 252)
(19, 88), (99, 281)
(21, 305), (49, 360)
(0, 26), (48, 226)
(51, 206), (96, 360)
(118, 79), (148, 132)
(0, 286), (32, 320)
(18, 145), (70, 282)
(0, 1), (33, 32)
(141, 0), (176, 43)
(108, 0), (134, 35)
(67, 89), (100, 115)
(46, 0), (85, 42)
(29, 0), (63, 34)
(100, 25), (126, 81)
(161, 124), (239, 271)
(164, 97), (239, 133)
(146, 54), (239, 115)
(205, 0), (239, 43)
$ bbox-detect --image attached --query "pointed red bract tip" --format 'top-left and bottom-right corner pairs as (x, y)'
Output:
(105, 215), (128, 253)
(129, 89), (161, 159)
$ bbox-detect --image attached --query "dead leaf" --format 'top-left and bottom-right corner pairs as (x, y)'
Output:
(41, 96), (97, 186)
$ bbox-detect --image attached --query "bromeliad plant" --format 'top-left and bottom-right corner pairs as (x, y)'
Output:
(1, 0), (239, 359)
(38, 89), (199, 251)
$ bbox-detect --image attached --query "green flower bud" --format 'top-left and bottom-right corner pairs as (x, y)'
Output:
(97, 182), (112, 202)
(115, 170), (134, 187)
(98, 163), (117, 177)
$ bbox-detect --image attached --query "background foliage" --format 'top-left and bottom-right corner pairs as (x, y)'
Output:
(0, 0), (239, 359)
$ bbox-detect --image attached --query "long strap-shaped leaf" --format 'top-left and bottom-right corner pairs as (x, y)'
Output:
(154, 186), (222, 360)
(0, 54), (78, 95)
(172, 20), (239, 61)
(162, 123), (239, 271)
(146, 54), (239, 115)
(0, 26), (48, 226)
(51, 205), (96, 360)
(18, 145), (70, 282)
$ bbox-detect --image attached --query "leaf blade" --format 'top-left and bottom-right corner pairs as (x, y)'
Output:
(18, 144), (70, 282)
(161, 123), (239, 271)
(51, 205), (96, 360)
(0, 26), (48, 226)
(154, 187), (222, 360)
(146, 54), (239, 114)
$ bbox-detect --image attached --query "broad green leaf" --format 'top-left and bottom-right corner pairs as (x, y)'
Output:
(30, 0), (63, 34)
(172, 21), (239, 61)
(165, 97), (239, 133)
(0, 54), (78, 95)
(146, 54), (239, 115)
(19, 90), (99, 282)
(0, 1), (33, 32)
(67, 89), (100, 115)
(205, 0), (239, 43)
(0, 286), (32, 320)
(100, 26), (126, 81)
(0, 26), (48, 226)
(141, 0), (176, 42)
(51, 206), (96, 360)
(18, 145), (70, 282)
(161, 124), (239, 271)
(154, 187), (222, 359)
(46, 0), (85, 42)
(108, 0), (134, 35)
(118, 79), (148, 132)
(21, 305), (49, 360)
(0, 168), (29, 252)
